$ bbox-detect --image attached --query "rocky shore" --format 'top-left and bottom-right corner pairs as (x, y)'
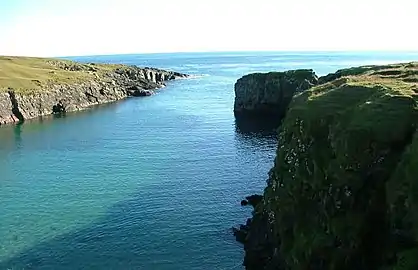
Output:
(0, 56), (188, 125)
(233, 69), (318, 122)
(233, 62), (418, 269)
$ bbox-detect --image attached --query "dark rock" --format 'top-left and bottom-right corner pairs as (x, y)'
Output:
(126, 85), (154, 96)
(128, 85), (142, 91)
(241, 210), (281, 270)
(234, 69), (318, 123)
(128, 89), (154, 97)
(8, 90), (24, 122)
(234, 194), (281, 269)
(52, 101), (66, 114)
(232, 227), (248, 244)
(241, 200), (249, 206)
(245, 194), (263, 208)
(85, 92), (99, 103)
(240, 224), (250, 231)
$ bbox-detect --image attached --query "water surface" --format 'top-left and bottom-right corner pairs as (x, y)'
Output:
(1, 51), (418, 269)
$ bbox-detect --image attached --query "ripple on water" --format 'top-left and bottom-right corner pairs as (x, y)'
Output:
(3, 52), (418, 269)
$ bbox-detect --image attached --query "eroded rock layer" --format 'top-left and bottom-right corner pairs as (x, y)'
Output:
(0, 57), (188, 125)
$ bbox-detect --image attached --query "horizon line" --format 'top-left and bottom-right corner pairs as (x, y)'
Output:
(3, 49), (418, 59)
(61, 50), (418, 58)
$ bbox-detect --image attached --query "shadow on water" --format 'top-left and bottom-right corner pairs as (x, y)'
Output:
(0, 101), (124, 152)
(0, 189), (239, 270)
(14, 122), (23, 146)
(1, 196), (166, 270)
(233, 114), (279, 164)
(0, 122), (24, 153)
(21, 100), (123, 126)
(0, 197), (148, 270)
(234, 114), (280, 138)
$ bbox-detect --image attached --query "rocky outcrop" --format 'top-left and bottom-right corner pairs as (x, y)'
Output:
(235, 62), (418, 270)
(233, 195), (280, 269)
(126, 85), (155, 97)
(0, 59), (188, 125)
(0, 92), (16, 125)
(240, 194), (263, 207)
(233, 69), (318, 121)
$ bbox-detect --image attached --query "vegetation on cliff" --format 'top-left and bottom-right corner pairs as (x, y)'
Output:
(0, 56), (108, 94)
(0, 56), (183, 94)
(234, 69), (318, 120)
(237, 62), (418, 269)
(0, 56), (187, 125)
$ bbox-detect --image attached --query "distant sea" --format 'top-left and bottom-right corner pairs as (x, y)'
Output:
(1, 51), (418, 270)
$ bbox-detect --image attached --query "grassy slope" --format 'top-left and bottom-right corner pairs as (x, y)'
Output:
(265, 62), (418, 269)
(0, 56), (125, 94)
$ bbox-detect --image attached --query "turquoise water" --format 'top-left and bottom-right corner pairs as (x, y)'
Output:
(1, 52), (418, 270)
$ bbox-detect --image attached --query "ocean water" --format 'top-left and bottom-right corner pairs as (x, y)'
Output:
(1, 51), (418, 270)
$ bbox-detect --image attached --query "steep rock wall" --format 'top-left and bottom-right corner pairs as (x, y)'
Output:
(233, 69), (318, 120)
(235, 62), (418, 270)
(0, 66), (187, 125)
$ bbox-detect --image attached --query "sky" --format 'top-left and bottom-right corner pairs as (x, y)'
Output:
(0, 0), (417, 57)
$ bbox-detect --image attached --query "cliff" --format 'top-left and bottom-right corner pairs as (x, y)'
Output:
(0, 56), (188, 125)
(235, 62), (418, 269)
(233, 69), (318, 121)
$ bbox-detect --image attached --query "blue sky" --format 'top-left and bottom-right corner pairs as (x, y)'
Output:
(0, 0), (417, 57)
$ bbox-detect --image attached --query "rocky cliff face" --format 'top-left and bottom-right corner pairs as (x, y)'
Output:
(0, 93), (15, 124)
(0, 61), (187, 125)
(235, 62), (418, 270)
(233, 69), (318, 121)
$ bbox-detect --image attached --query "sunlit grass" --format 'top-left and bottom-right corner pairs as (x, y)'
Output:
(0, 56), (128, 94)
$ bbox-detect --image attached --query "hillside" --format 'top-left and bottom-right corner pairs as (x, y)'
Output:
(235, 62), (418, 270)
(0, 56), (187, 125)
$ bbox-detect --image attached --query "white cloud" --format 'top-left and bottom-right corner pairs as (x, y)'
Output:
(1, 0), (417, 57)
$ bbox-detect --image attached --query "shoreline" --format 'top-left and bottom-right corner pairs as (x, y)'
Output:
(0, 56), (189, 126)
(232, 61), (418, 269)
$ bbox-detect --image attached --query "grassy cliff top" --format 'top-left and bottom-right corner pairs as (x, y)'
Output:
(319, 61), (418, 84)
(0, 56), (130, 94)
(304, 61), (418, 109)
(265, 61), (418, 269)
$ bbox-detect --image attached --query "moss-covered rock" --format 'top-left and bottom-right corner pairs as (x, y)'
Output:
(234, 70), (318, 121)
(238, 62), (418, 270)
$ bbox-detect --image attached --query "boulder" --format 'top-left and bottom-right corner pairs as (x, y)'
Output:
(127, 87), (154, 97)
(245, 194), (263, 208)
(232, 227), (248, 244)
(52, 101), (66, 114)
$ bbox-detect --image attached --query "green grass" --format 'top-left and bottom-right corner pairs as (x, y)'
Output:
(264, 61), (418, 269)
(0, 56), (127, 94)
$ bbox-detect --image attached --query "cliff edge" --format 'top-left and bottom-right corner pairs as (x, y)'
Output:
(235, 62), (418, 269)
(0, 56), (188, 125)
(233, 69), (318, 121)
